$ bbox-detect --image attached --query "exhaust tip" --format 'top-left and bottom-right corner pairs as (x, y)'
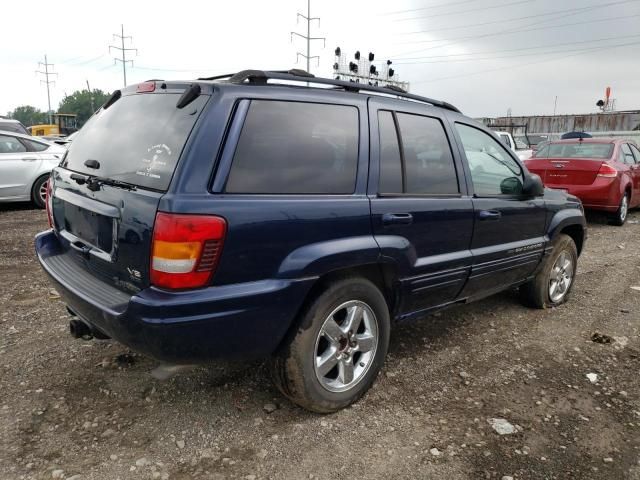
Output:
(69, 319), (93, 339)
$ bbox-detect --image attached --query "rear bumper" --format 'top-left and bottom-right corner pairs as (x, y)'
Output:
(549, 179), (621, 212)
(35, 230), (315, 363)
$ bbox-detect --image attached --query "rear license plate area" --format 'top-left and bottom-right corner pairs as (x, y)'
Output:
(62, 203), (114, 253)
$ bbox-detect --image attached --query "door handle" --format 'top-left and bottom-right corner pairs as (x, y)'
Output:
(478, 210), (502, 220)
(21, 157), (38, 162)
(382, 213), (413, 226)
(69, 240), (91, 255)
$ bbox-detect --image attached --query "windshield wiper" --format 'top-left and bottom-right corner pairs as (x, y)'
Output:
(70, 172), (136, 192)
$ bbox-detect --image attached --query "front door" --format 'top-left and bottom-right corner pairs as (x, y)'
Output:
(452, 122), (547, 299)
(368, 99), (474, 317)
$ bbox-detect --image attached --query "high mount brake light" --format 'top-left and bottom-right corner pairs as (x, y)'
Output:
(136, 82), (156, 93)
(597, 163), (617, 178)
(150, 213), (226, 289)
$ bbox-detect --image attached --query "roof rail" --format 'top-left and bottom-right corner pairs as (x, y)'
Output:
(198, 69), (461, 113)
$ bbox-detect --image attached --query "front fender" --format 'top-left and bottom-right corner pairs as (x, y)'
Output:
(276, 236), (380, 278)
(547, 206), (587, 248)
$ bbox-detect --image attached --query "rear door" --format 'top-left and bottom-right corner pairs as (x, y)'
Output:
(452, 122), (547, 299)
(0, 133), (42, 199)
(50, 83), (211, 294)
(368, 99), (473, 316)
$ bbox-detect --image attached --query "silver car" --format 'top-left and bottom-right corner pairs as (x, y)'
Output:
(0, 130), (66, 208)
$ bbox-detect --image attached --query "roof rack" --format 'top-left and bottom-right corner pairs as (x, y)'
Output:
(197, 69), (461, 113)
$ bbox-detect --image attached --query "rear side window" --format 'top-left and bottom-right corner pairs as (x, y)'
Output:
(630, 144), (640, 163)
(378, 111), (459, 195)
(22, 138), (49, 152)
(0, 122), (28, 135)
(621, 144), (635, 165)
(62, 92), (208, 191)
(225, 101), (359, 194)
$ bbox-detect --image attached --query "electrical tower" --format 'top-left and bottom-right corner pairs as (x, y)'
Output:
(291, 0), (325, 74)
(36, 55), (57, 124)
(109, 24), (137, 87)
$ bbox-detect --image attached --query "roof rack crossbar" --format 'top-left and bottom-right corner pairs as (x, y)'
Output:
(201, 69), (461, 113)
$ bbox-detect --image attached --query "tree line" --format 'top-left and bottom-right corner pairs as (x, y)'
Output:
(7, 89), (111, 129)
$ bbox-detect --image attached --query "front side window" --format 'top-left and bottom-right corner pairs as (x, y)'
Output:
(456, 123), (523, 196)
(0, 134), (27, 154)
(225, 101), (359, 194)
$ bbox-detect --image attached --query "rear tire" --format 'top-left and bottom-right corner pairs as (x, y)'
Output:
(610, 192), (630, 226)
(269, 277), (390, 413)
(31, 175), (49, 209)
(519, 233), (578, 309)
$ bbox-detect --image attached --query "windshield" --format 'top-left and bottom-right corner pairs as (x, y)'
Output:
(536, 142), (614, 159)
(62, 92), (208, 191)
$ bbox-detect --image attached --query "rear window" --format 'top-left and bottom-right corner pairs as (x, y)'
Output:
(537, 142), (614, 159)
(225, 100), (359, 194)
(62, 92), (208, 191)
(0, 121), (29, 135)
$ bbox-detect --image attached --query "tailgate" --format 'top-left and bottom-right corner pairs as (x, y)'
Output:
(49, 84), (210, 294)
(525, 158), (603, 186)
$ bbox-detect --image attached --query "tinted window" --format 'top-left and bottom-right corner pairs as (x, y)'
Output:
(456, 123), (523, 196)
(0, 134), (27, 153)
(396, 113), (458, 194)
(63, 92), (208, 191)
(630, 144), (640, 163)
(621, 144), (635, 165)
(538, 142), (614, 159)
(225, 101), (359, 194)
(378, 111), (402, 193)
(23, 138), (49, 152)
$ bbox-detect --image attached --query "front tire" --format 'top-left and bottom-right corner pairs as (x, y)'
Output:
(520, 234), (578, 309)
(610, 192), (629, 226)
(269, 277), (390, 413)
(31, 175), (49, 209)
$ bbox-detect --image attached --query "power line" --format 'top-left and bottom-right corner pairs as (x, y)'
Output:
(109, 24), (138, 87)
(291, 0), (325, 73)
(393, 0), (536, 22)
(387, 5), (640, 59)
(382, 0), (476, 16)
(393, 32), (640, 63)
(36, 54), (57, 123)
(411, 40), (640, 84)
(397, 0), (640, 36)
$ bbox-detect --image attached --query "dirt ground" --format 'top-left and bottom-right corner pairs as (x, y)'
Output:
(1, 203), (639, 480)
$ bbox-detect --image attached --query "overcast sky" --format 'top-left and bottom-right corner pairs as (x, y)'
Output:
(1, 0), (639, 118)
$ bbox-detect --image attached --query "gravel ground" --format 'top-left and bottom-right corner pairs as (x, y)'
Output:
(1, 203), (639, 480)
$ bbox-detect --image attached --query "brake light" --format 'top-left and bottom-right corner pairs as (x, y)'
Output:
(597, 163), (617, 178)
(45, 179), (54, 228)
(136, 82), (156, 93)
(150, 213), (226, 289)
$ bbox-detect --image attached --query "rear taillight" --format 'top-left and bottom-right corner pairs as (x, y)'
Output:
(150, 212), (226, 289)
(597, 163), (617, 178)
(45, 179), (54, 228)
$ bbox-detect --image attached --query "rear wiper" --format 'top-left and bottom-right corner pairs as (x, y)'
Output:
(70, 172), (136, 192)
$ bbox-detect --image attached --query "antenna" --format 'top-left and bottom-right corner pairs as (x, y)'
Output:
(290, 0), (325, 74)
(109, 24), (138, 87)
(36, 54), (57, 124)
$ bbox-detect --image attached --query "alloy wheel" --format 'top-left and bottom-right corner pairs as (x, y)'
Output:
(549, 250), (574, 303)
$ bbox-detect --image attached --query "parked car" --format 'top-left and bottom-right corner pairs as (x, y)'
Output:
(0, 130), (65, 208)
(35, 70), (586, 412)
(495, 131), (533, 160)
(0, 118), (30, 135)
(525, 138), (640, 225)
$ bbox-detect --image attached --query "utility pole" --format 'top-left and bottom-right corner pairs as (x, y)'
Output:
(291, 0), (325, 74)
(109, 24), (137, 87)
(86, 79), (95, 113)
(36, 55), (57, 124)
(553, 96), (558, 116)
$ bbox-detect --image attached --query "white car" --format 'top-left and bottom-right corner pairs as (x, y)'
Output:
(495, 131), (533, 161)
(0, 130), (66, 208)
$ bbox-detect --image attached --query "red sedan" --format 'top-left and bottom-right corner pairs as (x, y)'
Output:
(525, 138), (640, 225)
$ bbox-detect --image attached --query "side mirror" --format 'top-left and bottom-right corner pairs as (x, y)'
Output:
(522, 173), (544, 197)
(500, 176), (523, 195)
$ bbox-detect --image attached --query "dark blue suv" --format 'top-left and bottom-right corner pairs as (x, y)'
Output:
(36, 70), (586, 412)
